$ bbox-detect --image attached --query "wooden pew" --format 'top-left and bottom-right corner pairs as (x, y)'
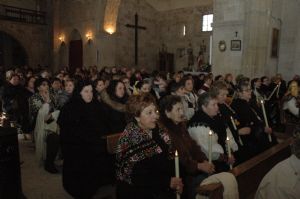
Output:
(105, 133), (123, 154)
(197, 137), (293, 199)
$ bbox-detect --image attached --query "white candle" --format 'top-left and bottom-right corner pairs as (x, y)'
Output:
(276, 82), (281, 98)
(260, 100), (272, 142)
(208, 130), (212, 163)
(230, 116), (243, 146)
(209, 35), (212, 65)
(267, 84), (279, 100)
(175, 150), (180, 199)
(226, 137), (233, 169)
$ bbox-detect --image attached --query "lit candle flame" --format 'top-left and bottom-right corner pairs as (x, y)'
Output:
(209, 130), (212, 135)
(226, 136), (229, 141)
(175, 150), (178, 157)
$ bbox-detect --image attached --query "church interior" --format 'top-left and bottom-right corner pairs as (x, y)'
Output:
(0, 0), (300, 199)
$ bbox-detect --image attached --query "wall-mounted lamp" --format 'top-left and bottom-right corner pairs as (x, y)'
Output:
(58, 35), (65, 44)
(104, 26), (116, 35)
(86, 32), (93, 44)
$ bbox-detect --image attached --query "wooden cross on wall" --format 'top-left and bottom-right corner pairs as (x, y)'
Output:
(125, 13), (146, 66)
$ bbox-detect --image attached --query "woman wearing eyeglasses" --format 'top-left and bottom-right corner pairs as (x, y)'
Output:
(231, 81), (277, 158)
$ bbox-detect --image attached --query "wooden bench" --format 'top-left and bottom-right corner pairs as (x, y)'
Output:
(104, 132), (123, 154)
(197, 137), (293, 199)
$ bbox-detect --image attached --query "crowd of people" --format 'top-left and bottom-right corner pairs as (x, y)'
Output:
(0, 65), (299, 199)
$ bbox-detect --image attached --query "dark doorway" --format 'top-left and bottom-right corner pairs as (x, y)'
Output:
(68, 29), (83, 74)
(159, 52), (174, 72)
(0, 31), (28, 69)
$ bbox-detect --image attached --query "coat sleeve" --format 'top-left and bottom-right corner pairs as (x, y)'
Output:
(188, 126), (224, 160)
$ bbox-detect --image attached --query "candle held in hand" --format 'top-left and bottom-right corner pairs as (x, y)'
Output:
(230, 116), (243, 146)
(260, 100), (272, 142)
(226, 137), (233, 169)
(208, 130), (212, 164)
(175, 150), (180, 199)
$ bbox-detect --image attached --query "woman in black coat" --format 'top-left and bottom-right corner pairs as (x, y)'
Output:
(57, 81), (114, 199)
(231, 81), (277, 155)
(100, 80), (128, 134)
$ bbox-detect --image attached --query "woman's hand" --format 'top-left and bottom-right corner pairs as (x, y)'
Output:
(170, 177), (184, 194)
(197, 161), (215, 174)
(41, 90), (50, 103)
(238, 127), (251, 135)
(227, 155), (235, 165)
(264, 127), (272, 134)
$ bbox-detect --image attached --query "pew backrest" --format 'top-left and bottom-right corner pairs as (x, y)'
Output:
(197, 137), (293, 199)
(105, 132), (122, 154)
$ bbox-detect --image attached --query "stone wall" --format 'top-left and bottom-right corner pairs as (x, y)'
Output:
(212, 0), (246, 77)
(213, 0), (300, 80)
(277, 0), (300, 80)
(0, 19), (50, 68)
(53, 0), (300, 78)
(114, 0), (159, 70)
(54, 0), (159, 72)
(53, 0), (106, 71)
(158, 5), (213, 71)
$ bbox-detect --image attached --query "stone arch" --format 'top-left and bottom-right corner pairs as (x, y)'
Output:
(69, 29), (82, 41)
(0, 21), (50, 68)
(0, 30), (29, 68)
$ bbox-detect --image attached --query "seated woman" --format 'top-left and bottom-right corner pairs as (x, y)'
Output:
(282, 80), (300, 122)
(159, 95), (215, 198)
(250, 78), (265, 113)
(93, 78), (106, 102)
(57, 78), (75, 109)
(116, 93), (183, 199)
(210, 81), (250, 163)
(187, 92), (236, 172)
(134, 79), (159, 100)
(231, 81), (277, 155)
(29, 78), (60, 173)
(58, 81), (114, 199)
(100, 80), (128, 134)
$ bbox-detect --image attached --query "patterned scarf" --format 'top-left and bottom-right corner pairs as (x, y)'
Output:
(116, 122), (172, 184)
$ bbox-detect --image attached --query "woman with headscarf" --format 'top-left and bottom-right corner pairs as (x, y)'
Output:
(57, 80), (114, 199)
(100, 79), (128, 134)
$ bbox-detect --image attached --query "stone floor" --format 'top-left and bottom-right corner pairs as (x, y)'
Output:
(19, 137), (72, 199)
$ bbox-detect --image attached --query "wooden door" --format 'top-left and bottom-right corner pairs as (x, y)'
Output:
(159, 52), (174, 72)
(69, 39), (83, 74)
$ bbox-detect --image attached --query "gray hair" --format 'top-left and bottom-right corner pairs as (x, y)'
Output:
(198, 92), (216, 108)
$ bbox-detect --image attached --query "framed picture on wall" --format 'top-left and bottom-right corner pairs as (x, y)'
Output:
(271, 28), (279, 58)
(231, 40), (241, 51)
